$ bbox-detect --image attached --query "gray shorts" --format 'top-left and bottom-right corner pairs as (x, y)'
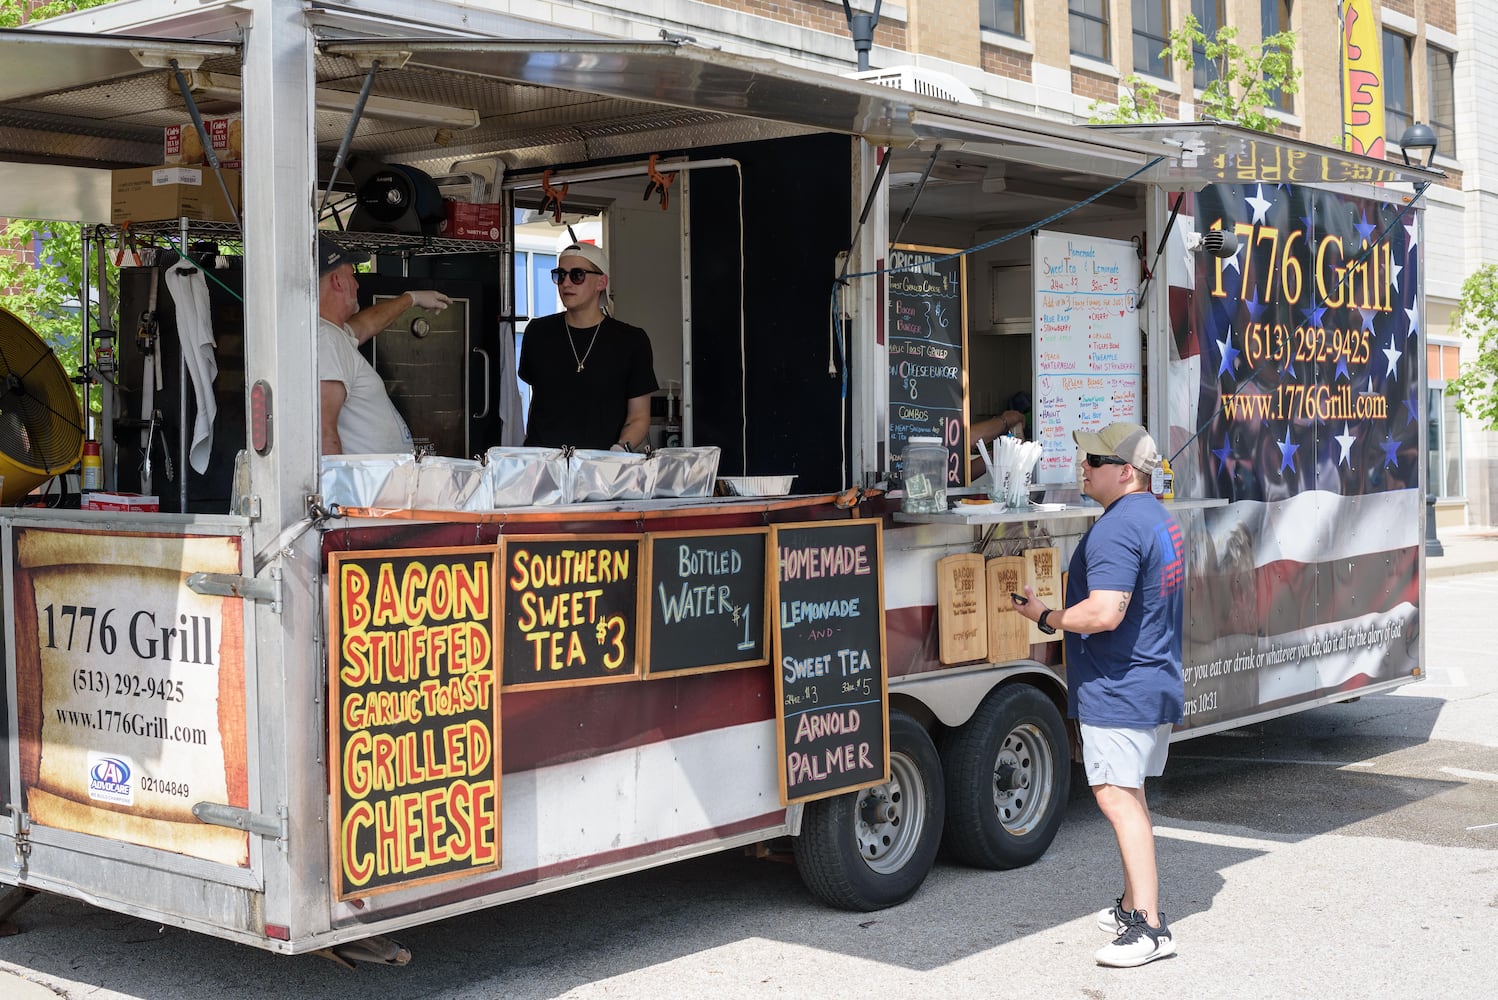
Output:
(1080, 723), (1173, 788)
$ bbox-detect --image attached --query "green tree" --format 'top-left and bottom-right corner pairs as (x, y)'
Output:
(1, 1), (105, 27)
(1090, 15), (1302, 134)
(1449, 265), (1498, 430)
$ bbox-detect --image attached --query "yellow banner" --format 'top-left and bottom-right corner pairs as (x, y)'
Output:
(1342, 0), (1385, 156)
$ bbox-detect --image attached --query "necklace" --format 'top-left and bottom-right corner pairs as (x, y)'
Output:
(566, 320), (603, 372)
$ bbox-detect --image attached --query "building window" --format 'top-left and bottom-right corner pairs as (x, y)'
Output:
(512, 248), (562, 427)
(1133, 0), (1171, 79)
(981, 0), (1024, 38)
(1383, 30), (1414, 142)
(1428, 386), (1464, 499)
(1070, 0), (1110, 62)
(1260, 0), (1293, 111)
(1191, 0), (1225, 90)
(1428, 45), (1456, 157)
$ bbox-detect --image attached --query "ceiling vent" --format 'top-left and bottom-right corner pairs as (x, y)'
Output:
(848, 65), (979, 106)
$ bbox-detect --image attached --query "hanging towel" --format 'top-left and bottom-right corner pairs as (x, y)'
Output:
(498, 323), (527, 446)
(163, 262), (219, 474)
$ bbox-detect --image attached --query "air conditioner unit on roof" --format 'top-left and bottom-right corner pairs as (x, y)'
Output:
(848, 65), (979, 106)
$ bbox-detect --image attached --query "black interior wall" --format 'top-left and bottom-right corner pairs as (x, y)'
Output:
(115, 260), (246, 513)
(689, 133), (853, 494)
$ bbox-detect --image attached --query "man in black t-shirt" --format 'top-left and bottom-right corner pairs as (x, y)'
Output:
(518, 243), (658, 450)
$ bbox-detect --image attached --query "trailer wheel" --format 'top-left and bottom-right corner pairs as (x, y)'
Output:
(940, 683), (1069, 869)
(792, 711), (944, 911)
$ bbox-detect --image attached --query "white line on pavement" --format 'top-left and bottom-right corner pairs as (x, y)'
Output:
(1439, 767), (1498, 782)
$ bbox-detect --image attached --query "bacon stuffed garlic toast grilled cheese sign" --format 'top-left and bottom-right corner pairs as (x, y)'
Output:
(329, 547), (501, 900)
(771, 520), (889, 805)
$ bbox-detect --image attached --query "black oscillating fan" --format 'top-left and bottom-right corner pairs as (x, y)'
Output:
(0, 306), (86, 503)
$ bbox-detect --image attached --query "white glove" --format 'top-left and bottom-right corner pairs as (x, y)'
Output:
(609, 442), (628, 452)
(407, 289), (452, 312)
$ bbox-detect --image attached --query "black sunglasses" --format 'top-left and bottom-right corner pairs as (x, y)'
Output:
(550, 267), (604, 286)
(1085, 454), (1130, 468)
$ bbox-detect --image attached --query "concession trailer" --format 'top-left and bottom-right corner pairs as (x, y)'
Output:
(0, 0), (1433, 960)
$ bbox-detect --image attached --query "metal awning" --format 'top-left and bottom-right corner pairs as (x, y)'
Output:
(0, 30), (238, 102)
(1094, 122), (1444, 189)
(317, 37), (1175, 166)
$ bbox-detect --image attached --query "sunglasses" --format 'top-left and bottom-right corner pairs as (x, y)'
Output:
(550, 267), (604, 286)
(1084, 454), (1131, 468)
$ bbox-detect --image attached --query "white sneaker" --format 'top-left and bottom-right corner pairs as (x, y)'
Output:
(1095, 910), (1175, 967)
(1096, 896), (1132, 935)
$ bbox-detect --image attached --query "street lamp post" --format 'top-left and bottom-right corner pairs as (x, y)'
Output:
(1399, 124), (1445, 558)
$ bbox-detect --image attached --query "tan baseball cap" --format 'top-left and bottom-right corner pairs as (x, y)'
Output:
(1073, 422), (1162, 474)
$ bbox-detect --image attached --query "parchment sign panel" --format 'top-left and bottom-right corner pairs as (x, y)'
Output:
(329, 546), (501, 900)
(772, 520), (889, 805)
(1031, 230), (1142, 485)
(888, 243), (969, 488)
(644, 528), (769, 676)
(13, 528), (249, 869)
(500, 535), (642, 690)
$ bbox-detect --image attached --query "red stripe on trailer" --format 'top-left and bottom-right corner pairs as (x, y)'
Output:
(500, 664), (775, 773)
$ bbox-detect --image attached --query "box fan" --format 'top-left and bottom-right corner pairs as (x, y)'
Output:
(0, 306), (85, 503)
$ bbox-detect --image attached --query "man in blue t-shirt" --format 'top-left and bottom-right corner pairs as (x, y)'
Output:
(1011, 422), (1184, 968)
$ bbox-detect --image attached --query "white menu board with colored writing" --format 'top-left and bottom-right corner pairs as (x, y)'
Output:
(1031, 230), (1142, 485)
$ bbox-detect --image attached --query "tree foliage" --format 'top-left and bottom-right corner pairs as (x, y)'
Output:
(1449, 265), (1498, 431)
(0, 1), (113, 27)
(0, 219), (111, 394)
(1090, 15), (1302, 134)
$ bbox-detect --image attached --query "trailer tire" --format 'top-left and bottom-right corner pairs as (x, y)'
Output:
(940, 683), (1069, 869)
(792, 711), (944, 911)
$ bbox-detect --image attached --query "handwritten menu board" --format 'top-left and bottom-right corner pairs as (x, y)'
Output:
(1031, 230), (1142, 484)
(771, 520), (889, 805)
(887, 243), (969, 488)
(499, 535), (642, 690)
(328, 547), (501, 899)
(644, 528), (769, 677)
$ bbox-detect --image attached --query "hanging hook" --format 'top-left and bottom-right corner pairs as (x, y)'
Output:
(541, 169), (569, 224)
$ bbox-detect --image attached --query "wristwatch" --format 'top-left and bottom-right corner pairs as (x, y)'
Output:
(1037, 609), (1057, 635)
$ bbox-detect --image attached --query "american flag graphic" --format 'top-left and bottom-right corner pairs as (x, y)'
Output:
(1164, 183), (1421, 729)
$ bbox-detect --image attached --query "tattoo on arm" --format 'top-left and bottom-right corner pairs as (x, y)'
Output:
(1117, 593), (1132, 614)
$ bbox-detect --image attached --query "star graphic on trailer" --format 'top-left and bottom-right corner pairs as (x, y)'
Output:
(1277, 427), (1299, 473)
(1335, 423), (1357, 466)
(1405, 305), (1419, 340)
(1381, 435), (1401, 467)
(1382, 339), (1403, 379)
(1244, 292), (1266, 321)
(1217, 329), (1242, 378)
(1359, 307), (1378, 332)
(1245, 184), (1272, 225)
(1213, 437), (1233, 470)
(1354, 213), (1378, 244)
(1303, 302), (1327, 328)
(1405, 384), (1421, 426)
(1389, 258), (1403, 292)
(1335, 355), (1351, 381)
(1404, 221), (1419, 250)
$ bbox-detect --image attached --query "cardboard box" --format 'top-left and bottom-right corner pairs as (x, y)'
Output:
(439, 200), (505, 242)
(83, 492), (160, 512)
(164, 114), (242, 165)
(111, 166), (241, 225)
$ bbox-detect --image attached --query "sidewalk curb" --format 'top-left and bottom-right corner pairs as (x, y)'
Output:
(0, 969), (62, 999)
(1428, 558), (1498, 579)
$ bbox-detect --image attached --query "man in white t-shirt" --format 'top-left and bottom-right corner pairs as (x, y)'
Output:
(317, 235), (451, 454)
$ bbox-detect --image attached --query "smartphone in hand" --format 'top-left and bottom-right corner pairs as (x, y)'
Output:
(1010, 592), (1028, 605)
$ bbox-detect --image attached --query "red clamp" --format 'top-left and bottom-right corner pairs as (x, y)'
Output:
(541, 169), (569, 224)
(643, 154), (677, 210)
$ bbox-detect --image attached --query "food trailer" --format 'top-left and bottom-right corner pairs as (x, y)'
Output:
(0, 0), (1432, 959)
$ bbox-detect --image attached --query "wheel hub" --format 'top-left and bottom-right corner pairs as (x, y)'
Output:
(854, 750), (927, 874)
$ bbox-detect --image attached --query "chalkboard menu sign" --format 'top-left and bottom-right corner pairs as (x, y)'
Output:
(499, 535), (643, 690)
(328, 546), (502, 900)
(771, 520), (889, 805)
(1031, 230), (1142, 485)
(887, 243), (969, 487)
(644, 528), (770, 677)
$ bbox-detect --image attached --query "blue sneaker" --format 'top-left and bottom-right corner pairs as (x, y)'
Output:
(1095, 909), (1175, 967)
